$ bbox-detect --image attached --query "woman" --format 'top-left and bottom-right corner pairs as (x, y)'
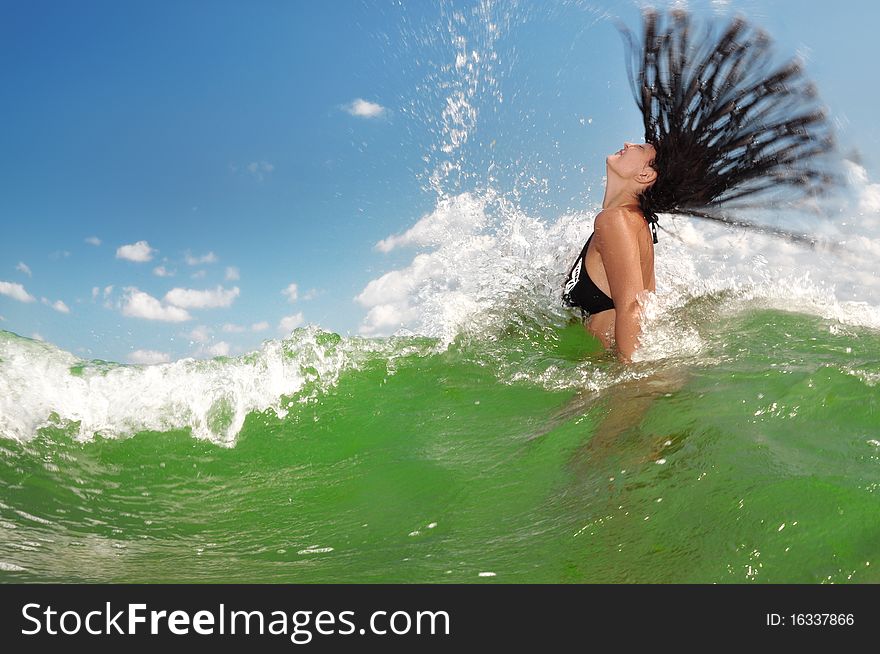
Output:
(563, 142), (659, 362)
(564, 9), (836, 362)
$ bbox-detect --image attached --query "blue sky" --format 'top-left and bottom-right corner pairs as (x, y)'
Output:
(1, 0), (876, 362)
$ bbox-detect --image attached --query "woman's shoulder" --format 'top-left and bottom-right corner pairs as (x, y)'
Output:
(594, 205), (645, 233)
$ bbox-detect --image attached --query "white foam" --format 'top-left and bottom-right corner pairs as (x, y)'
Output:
(8, 206), (874, 446)
(0, 328), (434, 446)
(6, 3), (880, 444)
(356, 0), (880, 370)
(355, 186), (880, 388)
(0, 562), (27, 572)
(359, 192), (585, 344)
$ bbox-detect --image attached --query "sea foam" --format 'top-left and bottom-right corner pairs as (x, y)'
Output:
(0, 328), (432, 445)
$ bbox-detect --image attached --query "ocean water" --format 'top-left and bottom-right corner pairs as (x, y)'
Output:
(2, 292), (879, 582)
(3, 1), (880, 583)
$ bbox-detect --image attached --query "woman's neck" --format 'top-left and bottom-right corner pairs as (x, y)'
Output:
(602, 172), (641, 210)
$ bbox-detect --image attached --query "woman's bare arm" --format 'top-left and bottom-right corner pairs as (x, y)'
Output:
(594, 209), (645, 363)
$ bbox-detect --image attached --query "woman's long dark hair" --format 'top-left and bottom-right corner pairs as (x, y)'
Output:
(618, 8), (837, 243)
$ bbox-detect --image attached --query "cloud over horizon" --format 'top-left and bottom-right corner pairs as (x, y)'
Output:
(121, 288), (192, 322)
(279, 313), (304, 333)
(185, 325), (212, 343)
(164, 285), (240, 309)
(198, 341), (231, 357)
(127, 349), (171, 365)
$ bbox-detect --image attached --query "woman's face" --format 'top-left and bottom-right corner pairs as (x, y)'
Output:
(607, 141), (657, 182)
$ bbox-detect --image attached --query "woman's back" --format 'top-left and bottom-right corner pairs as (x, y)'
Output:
(582, 206), (655, 350)
(585, 206), (655, 300)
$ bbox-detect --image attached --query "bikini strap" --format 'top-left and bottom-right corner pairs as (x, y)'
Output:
(623, 203), (660, 244)
(567, 236), (591, 277)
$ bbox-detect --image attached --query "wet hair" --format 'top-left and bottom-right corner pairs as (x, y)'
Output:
(617, 8), (837, 243)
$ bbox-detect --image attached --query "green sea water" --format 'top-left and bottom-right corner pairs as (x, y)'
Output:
(2, 307), (879, 583)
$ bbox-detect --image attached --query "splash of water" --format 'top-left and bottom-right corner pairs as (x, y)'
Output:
(357, 0), (880, 355)
(3, 1), (880, 447)
(0, 328), (435, 445)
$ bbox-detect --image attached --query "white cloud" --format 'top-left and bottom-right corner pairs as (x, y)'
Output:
(355, 255), (436, 308)
(282, 282), (299, 303)
(221, 320), (269, 334)
(356, 193), (498, 337)
(153, 265), (175, 277)
(122, 287), (192, 322)
(128, 349), (170, 365)
(201, 341), (230, 357)
(344, 98), (387, 119)
(846, 160), (880, 214)
(184, 251), (218, 266)
(0, 281), (36, 303)
(93, 286), (113, 307)
(375, 192), (487, 253)
(222, 321), (268, 333)
(116, 240), (156, 263)
(231, 161), (274, 181)
(85, 236), (102, 246)
(221, 323), (246, 333)
(186, 325), (212, 343)
(355, 257), (432, 334)
(358, 303), (418, 335)
(51, 300), (70, 314)
(164, 285), (240, 309)
(247, 161), (273, 174)
(16, 262), (32, 277)
(190, 270), (207, 280)
(279, 313), (304, 333)
(225, 266), (240, 281)
(301, 288), (318, 300)
(246, 161), (274, 181)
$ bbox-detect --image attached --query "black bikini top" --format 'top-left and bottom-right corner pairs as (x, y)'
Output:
(561, 212), (658, 317)
(561, 234), (615, 316)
